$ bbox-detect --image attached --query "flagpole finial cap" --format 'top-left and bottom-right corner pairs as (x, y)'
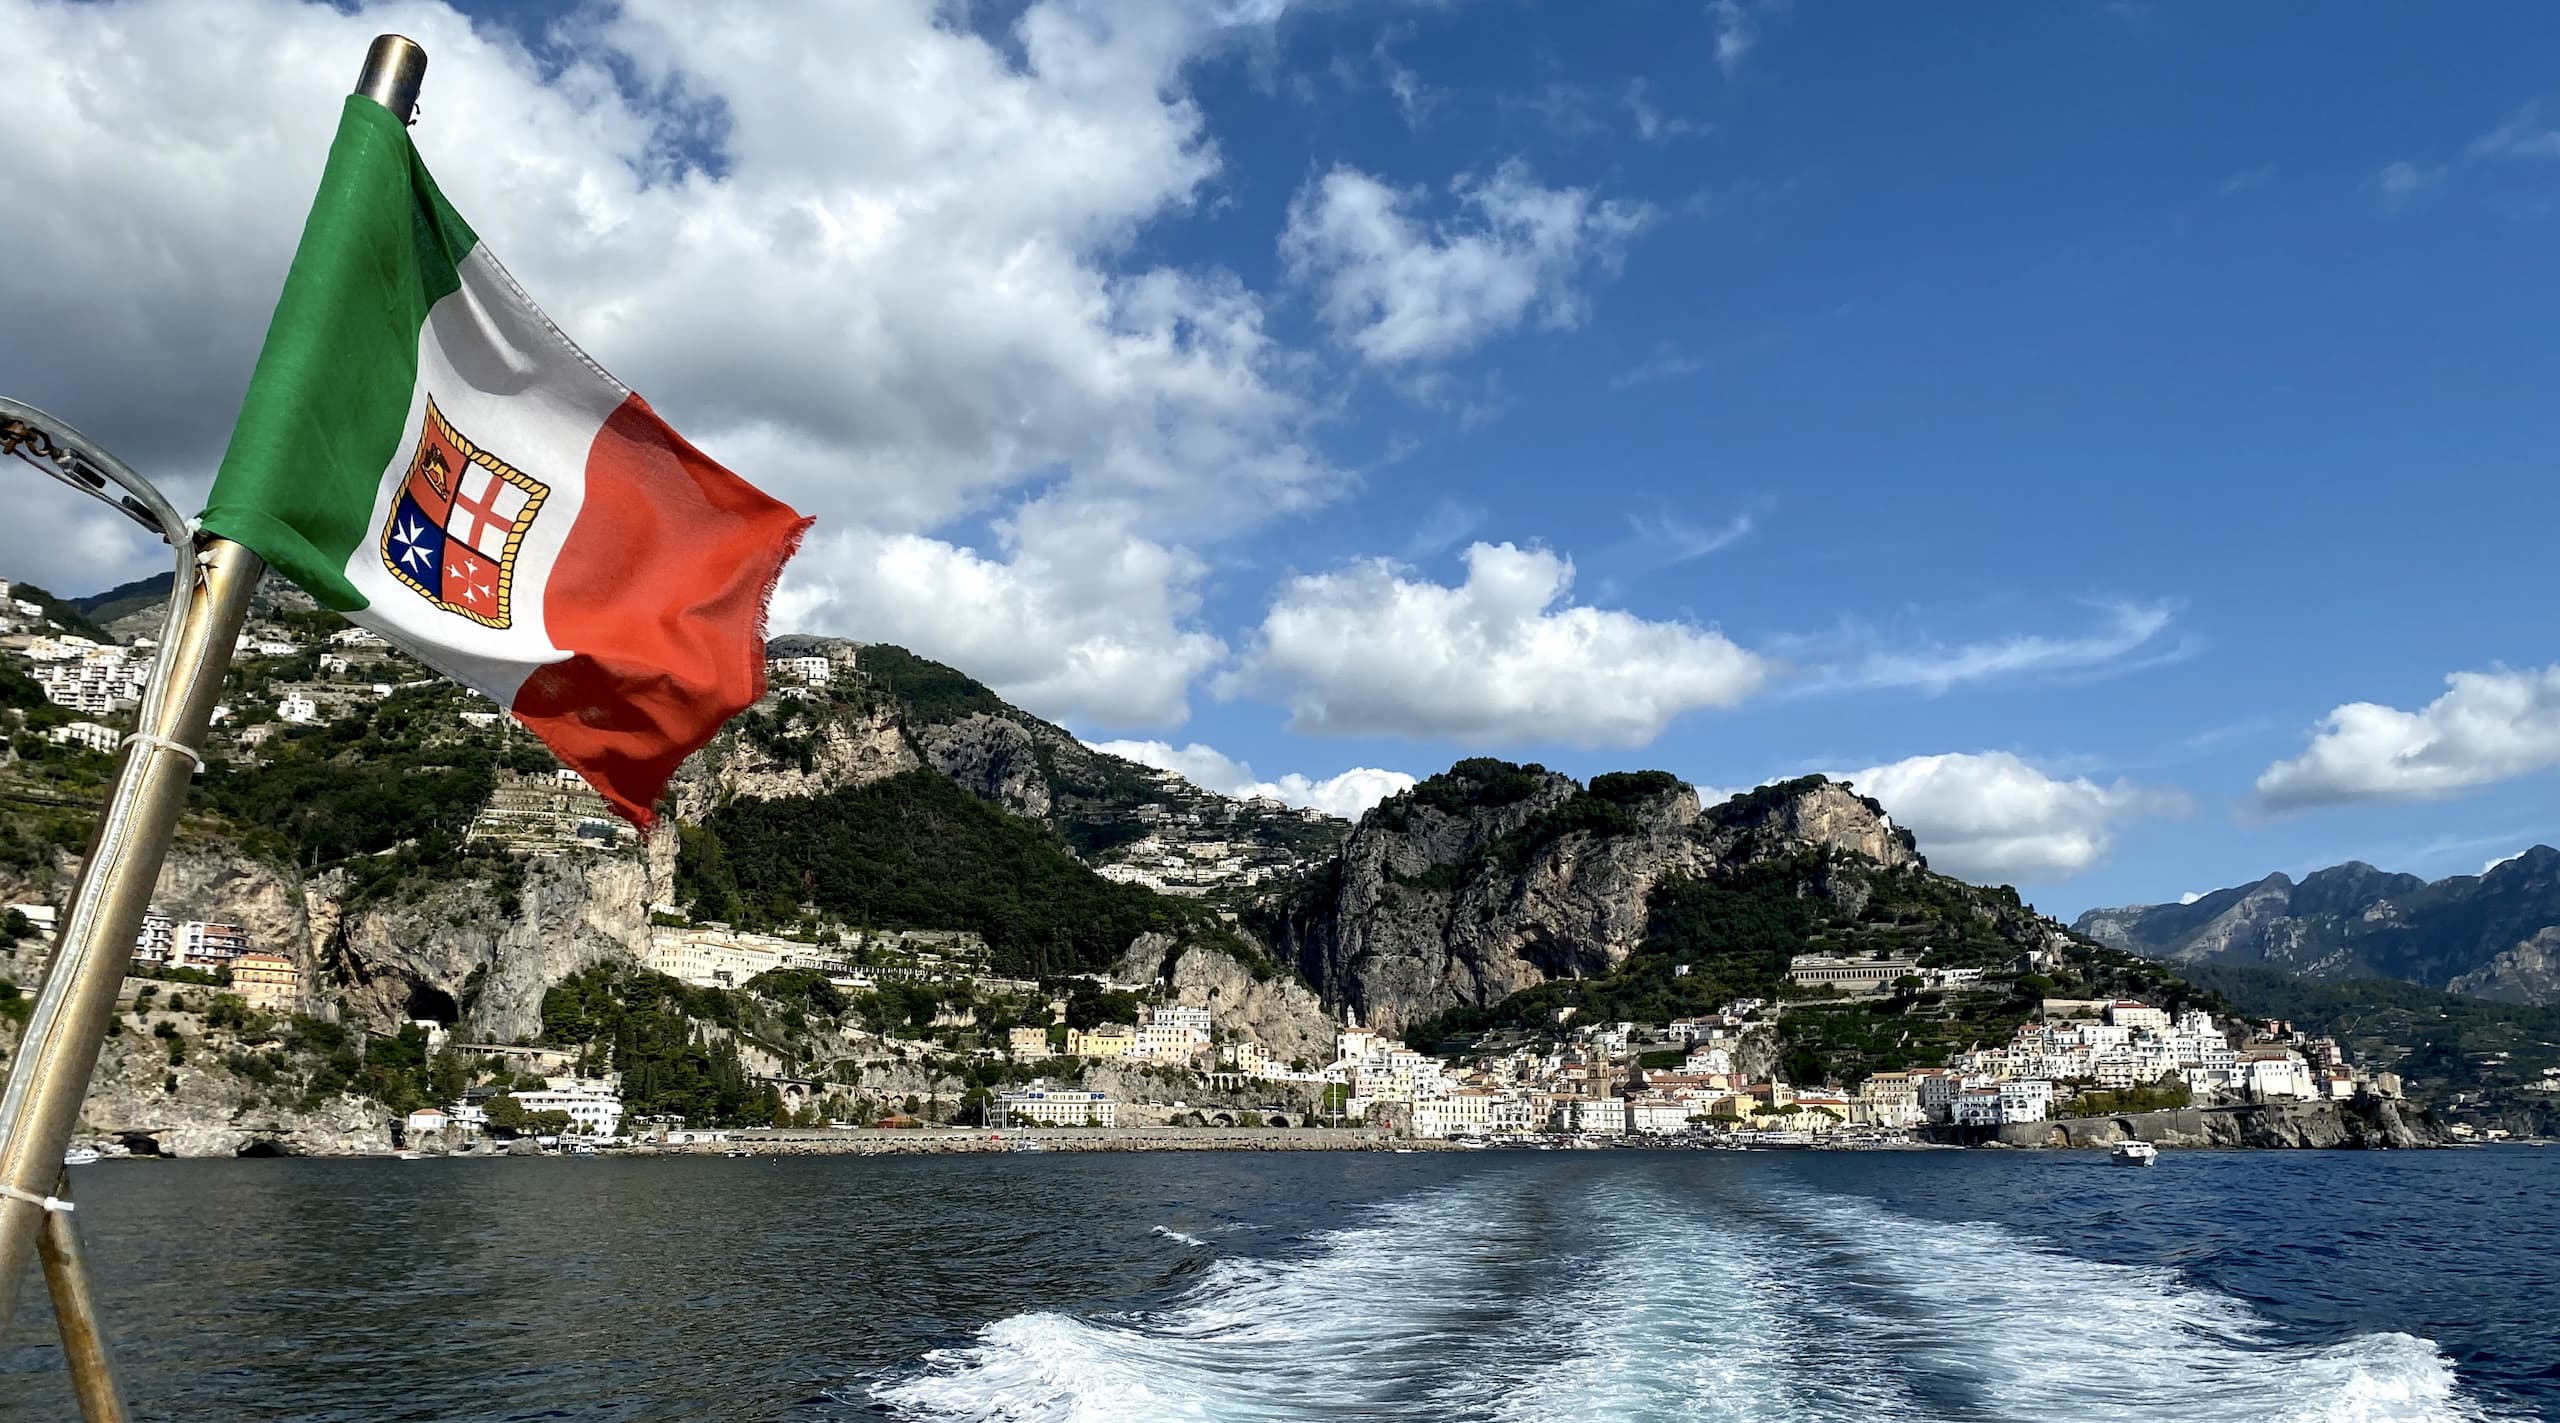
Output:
(355, 34), (428, 124)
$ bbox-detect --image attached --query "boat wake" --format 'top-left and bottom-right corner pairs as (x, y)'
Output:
(871, 1173), (2511, 1423)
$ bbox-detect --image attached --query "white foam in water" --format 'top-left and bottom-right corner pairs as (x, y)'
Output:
(877, 1185), (1539, 1421)
(1150, 1226), (1209, 1248)
(1761, 1194), (2510, 1423)
(873, 1174), (2517, 1423)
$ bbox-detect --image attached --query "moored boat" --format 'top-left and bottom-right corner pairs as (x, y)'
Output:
(61, 1147), (101, 1167)
(2111, 1140), (2159, 1167)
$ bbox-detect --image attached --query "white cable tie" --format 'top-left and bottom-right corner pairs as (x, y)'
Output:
(0, 1183), (72, 1214)
(121, 732), (203, 770)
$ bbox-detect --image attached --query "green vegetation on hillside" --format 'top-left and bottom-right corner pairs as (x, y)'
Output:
(679, 768), (1242, 978)
(540, 964), (778, 1126)
(1380, 757), (1556, 825)
(194, 685), (548, 901)
(6, 582), (113, 642)
(1368, 760), (1696, 888)
(64, 571), (175, 628)
(2185, 963), (2560, 1105)
(856, 644), (1012, 724)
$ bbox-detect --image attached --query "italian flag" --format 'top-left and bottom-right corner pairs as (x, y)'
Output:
(200, 96), (810, 827)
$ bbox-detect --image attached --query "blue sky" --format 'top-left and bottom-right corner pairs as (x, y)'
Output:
(1148, 2), (2560, 913)
(5, 0), (2557, 918)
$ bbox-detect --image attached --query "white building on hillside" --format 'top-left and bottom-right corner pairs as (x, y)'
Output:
(2240, 1049), (2318, 1101)
(991, 1083), (1116, 1128)
(511, 1077), (625, 1138)
(2105, 1001), (2172, 1032)
(46, 721), (120, 755)
(770, 655), (833, 685)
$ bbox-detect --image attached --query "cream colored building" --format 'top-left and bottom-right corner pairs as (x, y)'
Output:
(229, 950), (301, 1011)
(1008, 1026), (1053, 1058)
(644, 926), (848, 989)
(991, 1083), (1115, 1128)
(1786, 952), (1923, 992)
(1066, 1025), (1138, 1058)
(1411, 1089), (1503, 1139)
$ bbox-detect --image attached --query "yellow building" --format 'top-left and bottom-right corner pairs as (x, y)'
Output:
(1065, 1025), (1137, 1059)
(229, 950), (301, 1012)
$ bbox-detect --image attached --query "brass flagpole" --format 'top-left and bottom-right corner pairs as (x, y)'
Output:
(0, 34), (430, 1396)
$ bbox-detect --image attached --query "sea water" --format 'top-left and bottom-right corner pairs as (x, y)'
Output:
(2, 1147), (2551, 1421)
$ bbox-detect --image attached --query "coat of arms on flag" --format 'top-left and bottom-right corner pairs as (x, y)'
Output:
(379, 397), (548, 628)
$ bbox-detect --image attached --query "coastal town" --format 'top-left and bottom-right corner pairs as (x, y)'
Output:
(379, 978), (2397, 1152)
(0, 574), (2487, 1159)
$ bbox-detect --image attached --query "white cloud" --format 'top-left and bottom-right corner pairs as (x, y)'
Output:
(1086, 738), (1414, 820)
(1623, 79), (1705, 143)
(772, 500), (1222, 729)
(2177, 891), (2205, 905)
(1282, 160), (1649, 367)
(1221, 541), (1766, 745)
(1844, 751), (2188, 885)
(2483, 850), (2526, 876)
(2253, 665), (2560, 813)
(1796, 599), (2183, 696)
(2217, 164), (2276, 197)
(2468, 102), (2560, 162)
(1610, 344), (1707, 388)
(0, 0), (1329, 728)
(2375, 160), (2444, 213)
(1710, 0), (1756, 78)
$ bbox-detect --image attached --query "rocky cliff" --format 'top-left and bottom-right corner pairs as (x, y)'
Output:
(1264, 766), (1937, 1034)
(328, 853), (652, 1042)
(4, 835), (655, 1047)
(1979, 1097), (2446, 1150)
(1118, 932), (1340, 1068)
(77, 1026), (392, 1158)
(749, 639), (1346, 869)
(2076, 847), (2560, 1003)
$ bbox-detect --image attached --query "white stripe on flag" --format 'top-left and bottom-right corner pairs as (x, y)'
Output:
(342, 245), (628, 704)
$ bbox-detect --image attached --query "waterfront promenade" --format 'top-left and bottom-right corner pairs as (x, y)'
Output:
(629, 1125), (1441, 1156)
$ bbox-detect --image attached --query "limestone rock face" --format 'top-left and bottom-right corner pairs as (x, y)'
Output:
(671, 700), (919, 819)
(1118, 932), (1340, 1068)
(1990, 1098), (2446, 1150)
(0, 843), (321, 1010)
(915, 714), (1053, 821)
(2448, 924), (2560, 1004)
(75, 1030), (392, 1158)
(329, 852), (650, 1041)
(145, 844), (310, 963)
(1272, 772), (1917, 1035)
(1704, 780), (1920, 873)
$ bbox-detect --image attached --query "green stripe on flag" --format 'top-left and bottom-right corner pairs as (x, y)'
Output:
(199, 95), (480, 610)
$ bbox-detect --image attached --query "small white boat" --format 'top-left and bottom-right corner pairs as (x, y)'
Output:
(61, 1147), (101, 1167)
(2111, 1140), (2159, 1167)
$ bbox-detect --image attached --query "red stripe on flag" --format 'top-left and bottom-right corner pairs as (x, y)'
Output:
(512, 393), (810, 827)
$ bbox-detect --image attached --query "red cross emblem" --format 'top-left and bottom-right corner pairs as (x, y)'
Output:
(379, 398), (549, 629)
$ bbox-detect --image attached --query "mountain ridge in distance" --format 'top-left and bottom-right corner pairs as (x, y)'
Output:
(2075, 847), (2560, 1004)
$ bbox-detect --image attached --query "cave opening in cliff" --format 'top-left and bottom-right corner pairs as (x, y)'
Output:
(405, 983), (460, 1027)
